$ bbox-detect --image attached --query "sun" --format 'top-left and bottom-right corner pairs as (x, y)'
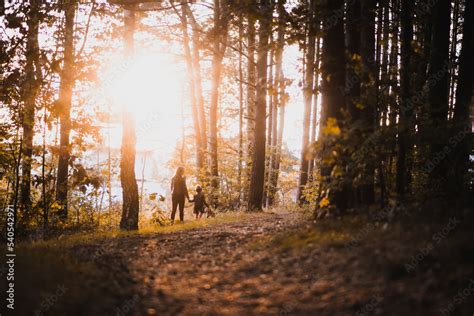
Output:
(102, 52), (187, 152)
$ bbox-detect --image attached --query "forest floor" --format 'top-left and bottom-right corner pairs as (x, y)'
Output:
(5, 208), (474, 315)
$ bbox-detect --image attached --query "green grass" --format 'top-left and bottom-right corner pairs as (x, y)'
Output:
(21, 211), (263, 250)
(251, 215), (380, 252)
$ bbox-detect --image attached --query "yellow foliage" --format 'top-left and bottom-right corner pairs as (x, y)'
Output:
(319, 197), (330, 208)
(322, 118), (341, 136)
(50, 202), (62, 210)
(351, 54), (362, 62)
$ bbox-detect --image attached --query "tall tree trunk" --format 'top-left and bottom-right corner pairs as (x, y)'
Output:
(55, 0), (76, 221)
(379, 0), (390, 126)
(359, 0), (377, 204)
(248, 0), (271, 211)
(177, 2), (203, 172)
(345, 0), (361, 207)
(448, 0), (461, 116)
(209, 0), (228, 193)
(345, 0), (361, 120)
(387, 0), (399, 178)
(427, 0), (451, 195)
(187, 8), (208, 170)
(264, 33), (274, 207)
(319, 0), (346, 210)
(119, 7), (139, 230)
(452, 0), (473, 198)
(19, 0), (40, 222)
(374, 0), (387, 206)
(268, 0), (286, 207)
(246, 5), (257, 198)
(238, 15), (244, 203)
(396, 0), (414, 199)
(297, 0), (316, 205)
(308, 35), (320, 177)
(415, 0), (432, 155)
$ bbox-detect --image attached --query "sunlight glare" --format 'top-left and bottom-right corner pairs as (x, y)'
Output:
(102, 53), (186, 152)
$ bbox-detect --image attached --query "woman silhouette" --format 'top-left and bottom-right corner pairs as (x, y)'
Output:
(170, 167), (189, 223)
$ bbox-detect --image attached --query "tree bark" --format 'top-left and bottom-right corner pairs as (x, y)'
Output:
(267, 0), (286, 207)
(238, 14), (244, 203)
(452, 0), (473, 197)
(248, 0), (271, 211)
(379, 0), (390, 126)
(264, 32), (274, 207)
(209, 0), (228, 192)
(177, 2), (203, 172)
(246, 5), (257, 197)
(19, 0), (41, 221)
(119, 7), (139, 230)
(396, 0), (414, 199)
(359, 0), (377, 204)
(345, 0), (361, 120)
(387, 0), (399, 174)
(319, 0), (346, 210)
(297, 0), (316, 205)
(427, 0), (451, 194)
(187, 8), (208, 170)
(56, 0), (77, 221)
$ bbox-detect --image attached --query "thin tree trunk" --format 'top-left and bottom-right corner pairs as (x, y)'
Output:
(359, 0), (377, 205)
(264, 29), (274, 207)
(345, 0), (361, 120)
(380, 0), (390, 126)
(56, 0), (76, 221)
(42, 106), (47, 232)
(452, 0), (473, 197)
(19, 0), (41, 224)
(319, 0), (347, 211)
(345, 0), (361, 207)
(140, 152), (147, 213)
(187, 7), (208, 170)
(107, 111), (112, 224)
(119, 7), (139, 230)
(376, 0), (388, 207)
(297, 0), (316, 205)
(248, 0), (271, 211)
(246, 5), (257, 198)
(427, 0), (451, 194)
(308, 35), (320, 178)
(448, 0), (461, 117)
(238, 15), (244, 204)
(177, 2), (203, 171)
(387, 0), (399, 178)
(209, 0), (228, 193)
(396, 0), (414, 199)
(268, 0), (286, 207)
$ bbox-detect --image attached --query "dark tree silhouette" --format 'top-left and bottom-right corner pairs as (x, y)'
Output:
(248, 0), (271, 211)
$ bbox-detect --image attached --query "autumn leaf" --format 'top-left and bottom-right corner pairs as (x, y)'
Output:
(323, 118), (341, 136)
(319, 197), (330, 208)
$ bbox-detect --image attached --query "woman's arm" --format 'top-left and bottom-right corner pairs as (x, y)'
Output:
(184, 177), (190, 200)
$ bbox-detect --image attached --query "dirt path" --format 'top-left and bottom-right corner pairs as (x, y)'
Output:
(17, 210), (473, 316)
(78, 211), (385, 316)
(109, 212), (307, 315)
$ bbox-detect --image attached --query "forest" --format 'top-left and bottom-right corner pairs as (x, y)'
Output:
(0, 0), (473, 315)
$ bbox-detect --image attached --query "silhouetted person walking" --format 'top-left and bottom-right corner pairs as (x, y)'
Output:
(170, 167), (189, 223)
